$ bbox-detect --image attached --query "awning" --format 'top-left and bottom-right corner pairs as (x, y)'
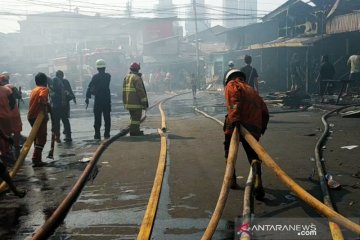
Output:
(246, 35), (326, 50)
(143, 55), (196, 65)
(326, 12), (360, 34)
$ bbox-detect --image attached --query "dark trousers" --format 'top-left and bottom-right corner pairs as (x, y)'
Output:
(29, 118), (48, 147)
(53, 107), (71, 138)
(129, 109), (142, 134)
(94, 105), (111, 136)
(224, 134), (259, 164)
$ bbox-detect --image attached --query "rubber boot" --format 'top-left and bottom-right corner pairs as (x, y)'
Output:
(94, 129), (101, 140)
(230, 169), (241, 190)
(64, 133), (72, 142)
(32, 145), (46, 167)
(104, 130), (110, 139)
(252, 160), (265, 200)
(225, 156), (240, 190)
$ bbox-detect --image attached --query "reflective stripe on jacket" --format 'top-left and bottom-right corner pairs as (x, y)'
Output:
(224, 79), (269, 138)
(123, 72), (148, 110)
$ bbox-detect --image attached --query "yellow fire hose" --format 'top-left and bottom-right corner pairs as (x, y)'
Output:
(137, 102), (167, 240)
(239, 125), (360, 235)
(240, 167), (255, 240)
(314, 107), (350, 240)
(0, 111), (45, 192)
(193, 107), (252, 240)
(201, 127), (239, 240)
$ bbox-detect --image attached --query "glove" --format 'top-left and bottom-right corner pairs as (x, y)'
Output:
(85, 98), (89, 105)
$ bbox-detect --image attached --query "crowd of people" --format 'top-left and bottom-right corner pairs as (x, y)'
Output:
(0, 59), (149, 174)
(1, 52), (358, 201)
(294, 52), (360, 96)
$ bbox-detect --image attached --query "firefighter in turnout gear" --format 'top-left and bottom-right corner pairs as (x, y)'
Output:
(223, 69), (269, 200)
(123, 62), (148, 136)
(86, 59), (111, 140)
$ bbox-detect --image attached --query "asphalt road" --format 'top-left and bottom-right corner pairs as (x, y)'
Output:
(0, 91), (359, 240)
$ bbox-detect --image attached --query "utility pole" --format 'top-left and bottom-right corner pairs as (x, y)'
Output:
(126, 0), (133, 18)
(192, 0), (200, 89)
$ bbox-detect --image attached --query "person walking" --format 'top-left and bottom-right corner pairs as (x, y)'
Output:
(316, 55), (335, 96)
(28, 72), (51, 167)
(123, 62), (149, 136)
(240, 55), (259, 92)
(190, 73), (197, 99)
(223, 69), (269, 200)
(85, 59), (111, 140)
(49, 70), (76, 143)
(223, 60), (235, 87)
(347, 53), (360, 92)
(289, 53), (304, 91)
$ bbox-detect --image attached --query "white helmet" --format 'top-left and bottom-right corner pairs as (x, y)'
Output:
(96, 59), (106, 68)
(1, 71), (10, 80)
(225, 69), (246, 84)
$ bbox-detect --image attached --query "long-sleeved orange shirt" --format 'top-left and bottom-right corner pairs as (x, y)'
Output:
(28, 86), (49, 120)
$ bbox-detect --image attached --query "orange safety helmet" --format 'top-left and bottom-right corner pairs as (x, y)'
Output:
(130, 62), (140, 71)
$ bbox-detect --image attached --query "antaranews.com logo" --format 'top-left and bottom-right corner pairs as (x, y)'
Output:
(233, 217), (357, 240)
(236, 223), (317, 238)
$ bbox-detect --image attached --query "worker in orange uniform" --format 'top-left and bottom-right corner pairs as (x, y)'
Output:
(28, 72), (51, 167)
(123, 62), (148, 136)
(0, 72), (23, 158)
(0, 75), (16, 165)
(223, 69), (269, 200)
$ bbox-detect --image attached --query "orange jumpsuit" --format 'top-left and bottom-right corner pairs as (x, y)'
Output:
(223, 79), (269, 163)
(0, 85), (13, 156)
(224, 79), (269, 139)
(5, 84), (22, 134)
(28, 86), (49, 161)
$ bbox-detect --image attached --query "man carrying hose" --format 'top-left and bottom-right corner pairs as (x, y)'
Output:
(223, 69), (269, 200)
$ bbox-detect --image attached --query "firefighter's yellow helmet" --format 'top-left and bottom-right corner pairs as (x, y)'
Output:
(95, 59), (106, 68)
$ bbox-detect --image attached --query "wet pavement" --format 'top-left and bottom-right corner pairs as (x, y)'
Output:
(0, 91), (359, 239)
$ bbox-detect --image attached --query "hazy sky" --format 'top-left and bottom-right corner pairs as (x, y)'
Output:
(0, 0), (287, 33)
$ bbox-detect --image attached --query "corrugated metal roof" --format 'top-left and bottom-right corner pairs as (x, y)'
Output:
(326, 12), (360, 34)
(199, 43), (228, 54)
(246, 35), (326, 49)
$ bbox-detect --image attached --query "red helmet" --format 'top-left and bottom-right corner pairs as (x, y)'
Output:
(130, 62), (140, 70)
